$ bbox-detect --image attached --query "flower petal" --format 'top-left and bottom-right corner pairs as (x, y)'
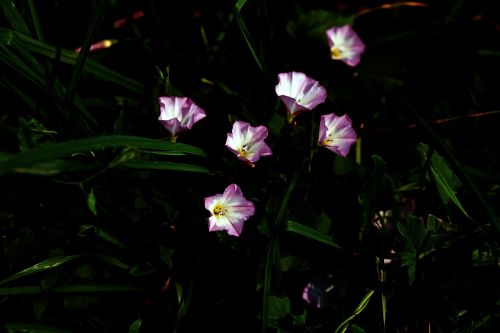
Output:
(158, 96), (206, 137)
(225, 121), (272, 163)
(275, 72), (327, 121)
(326, 25), (365, 67)
(318, 113), (357, 157)
(204, 184), (255, 237)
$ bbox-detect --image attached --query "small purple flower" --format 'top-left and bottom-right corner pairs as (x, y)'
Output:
(158, 96), (206, 141)
(225, 121), (272, 164)
(318, 113), (357, 157)
(204, 184), (256, 237)
(326, 25), (365, 67)
(275, 72), (327, 123)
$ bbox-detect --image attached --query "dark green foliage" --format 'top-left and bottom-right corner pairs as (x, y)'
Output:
(1, 0), (500, 332)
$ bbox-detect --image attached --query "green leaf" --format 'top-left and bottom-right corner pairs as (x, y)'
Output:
(286, 221), (340, 249)
(87, 188), (97, 216)
(418, 143), (471, 219)
(128, 319), (142, 333)
(0, 27), (145, 94)
(0, 284), (145, 296)
(27, 0), (44, 41)
(268, 295), (290, 327)
(431, 163), (471, 218)
(0, 135), (206, 175)
(334, 290), (375, 333)
(235, 15), (265, 72)
(66, 0), (108, 103)
(293, 309), (307, 326)
(119, 160), (209, 174)
(262, 238), (280, 333)
(1, 0), (32, 36)
(350, 324), (367, 333)
(0, 255), (82, 285)
(4, 323), (72, 333)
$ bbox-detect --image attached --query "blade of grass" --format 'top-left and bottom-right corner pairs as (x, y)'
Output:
(0, 255), (83, 285)
(4, 323), (72, 333)
(66, 0), (108, 103)
(0, 28), (145, 94)
(119, 160), (210, 174)
(0, 43), (97, 132)
(0, 0), (31, 36)
(27, 0), (43, 41)
(285, 220), (340, 248)
(235, 14), (265, 72)
(0, 135), (206, 175)
(0, 284), (145, 296)
(262, 237), (277, 333)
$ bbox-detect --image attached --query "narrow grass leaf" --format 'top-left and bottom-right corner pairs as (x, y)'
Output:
(262, 238), (277, 333)
(334, 290), (375, 333)
(66, 0), (108, 103)
(1, 0), (31, 36)
(0, 135), (206, 175)
(286, 221), (340, 249)
(119, 160), (209, 174)
(234, 0), (248, 14)
(4, 323), (72, 333)
(27, 0), (43, 41)
(0, 284), (145, 296)
(0, 255), (83, 285)
(0, 28), (145, 94)
(235, 15), (264, 72)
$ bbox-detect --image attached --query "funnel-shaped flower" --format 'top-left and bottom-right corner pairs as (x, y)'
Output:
(275, 72), (327, 123)
(225, 121), (272, 164)
(204, 184), (255, 237)
(326, 25), (365, 67)
(158, 96), (206, 141)
(318, 113), (357, 157)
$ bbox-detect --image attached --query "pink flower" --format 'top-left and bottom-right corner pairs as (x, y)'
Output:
(318, 113), (357, 157)
(225, 121), (272, 164)
(204, 184), (256, 237)
(326, 25), (365, 67)
(158, 96), (206, 141)
(275, 72), (327, 123)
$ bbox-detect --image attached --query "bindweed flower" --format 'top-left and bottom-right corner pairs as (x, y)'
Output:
(158, 96), (206, 142)
(225, 121), (272, 164)
(204, 184), (255, 237)
(326, 25), (365, 67)
(275, 72), (327, 123)
(318, 113), (357, 157)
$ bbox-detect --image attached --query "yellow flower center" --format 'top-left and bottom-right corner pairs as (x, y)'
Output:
(213, 206), (227, 216)
(322, 134), (335, 146)
(239, 144), (249, 157)
(331, 47), (343, 59)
